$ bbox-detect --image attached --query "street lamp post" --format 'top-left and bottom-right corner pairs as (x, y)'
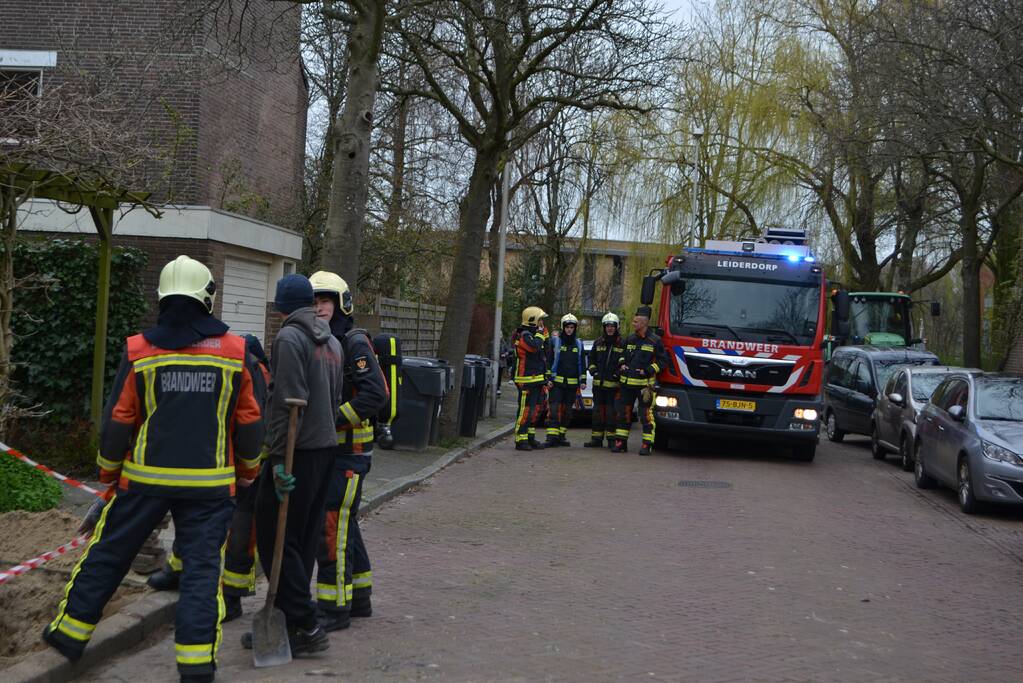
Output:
(490, 161), (511, 416)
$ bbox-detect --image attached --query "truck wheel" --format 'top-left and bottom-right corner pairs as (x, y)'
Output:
(792, 444), (816, 462)
(871, 424), (885, 460)
(825, 410), (845, 443)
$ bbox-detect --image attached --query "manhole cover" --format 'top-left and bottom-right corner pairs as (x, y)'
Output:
(677, 480), (732, 489)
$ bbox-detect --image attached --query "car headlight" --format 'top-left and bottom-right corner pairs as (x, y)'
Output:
(981, 441), (1023, 465)
(793, 408), (818, 421)
(655, 395), (678, 408)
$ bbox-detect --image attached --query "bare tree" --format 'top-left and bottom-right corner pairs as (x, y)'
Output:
(391, 0), (671, 439)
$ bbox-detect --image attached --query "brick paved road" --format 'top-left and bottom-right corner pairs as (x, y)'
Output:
(82, 429), (1023, 682)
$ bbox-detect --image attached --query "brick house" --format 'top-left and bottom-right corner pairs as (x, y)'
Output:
(2, 0), (307, 341)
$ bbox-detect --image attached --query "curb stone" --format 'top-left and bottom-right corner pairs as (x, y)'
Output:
(4, 421), (515, 683)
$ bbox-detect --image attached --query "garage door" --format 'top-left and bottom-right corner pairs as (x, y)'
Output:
(221, 256), (269, 342)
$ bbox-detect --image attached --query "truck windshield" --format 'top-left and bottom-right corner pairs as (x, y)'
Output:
(848, 298), (910, 343)
(670, 276), (819, 345)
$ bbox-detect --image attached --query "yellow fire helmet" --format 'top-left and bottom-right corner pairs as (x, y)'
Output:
(521, 306), (548, 327)
(309, 270), (354, 316)
(561, 313), (579, 328)
(157, 255), (216, 313)
(601, 312), (620, 327)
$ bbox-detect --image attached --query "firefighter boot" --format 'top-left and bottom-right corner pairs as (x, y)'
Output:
(317, 607), (351, 633)
(528, 436), (546, 450)
(639, 442), (652, 456)
(515, 441), (532, 452)
(351, 595), (372, 618)
(583, 436), (602, 448)
(223, 594), (243, 623)
(146, 566), (180, 591)
(610, 439), (627, 453)
(544, 435), (561, 448)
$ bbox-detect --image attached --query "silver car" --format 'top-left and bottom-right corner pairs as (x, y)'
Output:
(914, 372), (1023, 514)
(871, 366), (975, 471)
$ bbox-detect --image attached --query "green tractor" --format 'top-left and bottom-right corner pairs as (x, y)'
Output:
(829, 290), (940, 351)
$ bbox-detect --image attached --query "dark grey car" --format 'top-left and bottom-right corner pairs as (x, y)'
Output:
(871, 366), (976, 471)
(914, 373), (1023, 514)
(823, 346), (940, 442)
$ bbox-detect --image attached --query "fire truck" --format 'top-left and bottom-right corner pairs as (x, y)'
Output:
(641, 231), (827, 461)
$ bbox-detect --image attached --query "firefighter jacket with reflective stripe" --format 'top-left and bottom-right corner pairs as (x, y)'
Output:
(618, 331), (669, 387)
(513, 327), (547, 384)
(336, 328), (389, 459)
(97, 333), (264, 498)
(547, 334), (585, 386)
(588, 333), (624, 388)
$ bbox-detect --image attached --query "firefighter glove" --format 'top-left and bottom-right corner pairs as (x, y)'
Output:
(273, 464), (296, 502)
(641, 387), (653, 404)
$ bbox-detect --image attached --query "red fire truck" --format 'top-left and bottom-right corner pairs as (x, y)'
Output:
(641, 235), (827, 461)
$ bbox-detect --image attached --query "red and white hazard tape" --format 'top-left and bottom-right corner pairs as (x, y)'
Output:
(0, 441), (106, 584)
(0, 533), (91, 585)
(0, 441), (105, 499)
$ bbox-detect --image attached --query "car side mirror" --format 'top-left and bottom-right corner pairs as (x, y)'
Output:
(948, 405), (965, 421)
(889, 392), (904, 406)
(832, 290), (850, 321)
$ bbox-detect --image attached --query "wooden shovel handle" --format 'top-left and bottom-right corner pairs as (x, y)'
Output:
(265, 397), (307, 607)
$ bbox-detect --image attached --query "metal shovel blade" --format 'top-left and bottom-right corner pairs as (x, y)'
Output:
(252, 604), (291, 668)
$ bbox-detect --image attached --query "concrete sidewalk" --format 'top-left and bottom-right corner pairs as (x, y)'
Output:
(7, 386), (520, 683)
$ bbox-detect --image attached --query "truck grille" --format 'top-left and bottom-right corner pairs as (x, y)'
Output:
(684, 352), (795, 387)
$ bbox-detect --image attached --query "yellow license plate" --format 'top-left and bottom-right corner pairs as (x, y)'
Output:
(717, 399), (756, 412)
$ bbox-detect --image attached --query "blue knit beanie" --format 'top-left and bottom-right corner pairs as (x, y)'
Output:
(274, 274), (314, 314)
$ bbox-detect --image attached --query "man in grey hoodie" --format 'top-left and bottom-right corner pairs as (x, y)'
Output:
(249, 273), (344, 655)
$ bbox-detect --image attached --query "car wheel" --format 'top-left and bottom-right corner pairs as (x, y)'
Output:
(957, 456), (980, 515)
(825, 410), (845, 443)
(899, 434), (914, 472)
(792, 443), (816, 462)
(914, 439), (935, 489)
(871, 423), (885, 460)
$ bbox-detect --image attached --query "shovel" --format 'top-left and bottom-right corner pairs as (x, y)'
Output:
(253, 397), (307, 668)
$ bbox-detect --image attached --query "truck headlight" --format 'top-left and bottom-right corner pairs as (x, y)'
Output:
(794, 408), (818, 421)
(655, 395), (678, 408)
(981, 441), (1023, 465)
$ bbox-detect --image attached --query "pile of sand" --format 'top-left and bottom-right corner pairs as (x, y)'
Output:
(0, 510), (144, 670)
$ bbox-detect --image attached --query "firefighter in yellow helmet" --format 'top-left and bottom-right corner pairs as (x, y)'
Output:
(544, 313), (586, 447)
(309, 271), (387, 632)
(512, 306), (549, 450)
(44, 256), (264, 683)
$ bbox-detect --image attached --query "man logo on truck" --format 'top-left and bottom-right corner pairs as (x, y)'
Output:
(721, 368), (758, 379)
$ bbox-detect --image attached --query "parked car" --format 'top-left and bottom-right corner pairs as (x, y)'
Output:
(823, 345), (940, 443)
(871, 366), (977, 470)
(914, 373), (1023, 513)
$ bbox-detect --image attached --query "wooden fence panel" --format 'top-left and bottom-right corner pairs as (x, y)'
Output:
(375, 296), (446, 357)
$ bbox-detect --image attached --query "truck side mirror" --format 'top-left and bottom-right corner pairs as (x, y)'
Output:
(930, 301), (941, 317)
(640, 275), (658, 305)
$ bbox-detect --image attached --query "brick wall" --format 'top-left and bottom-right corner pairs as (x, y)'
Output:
(1, 1), (306, 218)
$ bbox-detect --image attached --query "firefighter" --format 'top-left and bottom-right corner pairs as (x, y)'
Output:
(513, 306), (549, 451)
(545, 313), (585, 447)
(43, 256), (264, 683)
(143, 334), (271, 623)
(585, 312), (624, 448)
(613, 306), (669, 456)
(245, 273), (344, 656)
(309, 271), (388, 633)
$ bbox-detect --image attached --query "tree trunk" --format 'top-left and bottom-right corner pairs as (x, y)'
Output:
(0, 180), (20, 438)
(321, 1), (386, 296)
(436, 145), (501, 440)
(961, 207), (982, 368)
